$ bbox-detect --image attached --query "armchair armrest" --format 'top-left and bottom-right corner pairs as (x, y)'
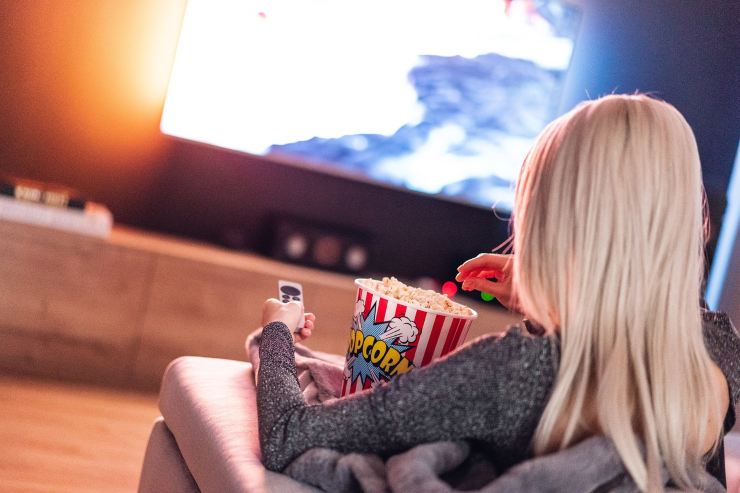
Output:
(158, 356), (319, 493)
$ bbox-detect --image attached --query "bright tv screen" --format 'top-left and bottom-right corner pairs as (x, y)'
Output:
(161, 0), (580, 210)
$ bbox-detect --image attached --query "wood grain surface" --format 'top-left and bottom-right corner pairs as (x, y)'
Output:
(0, 219), (521, 390)
(0, 374), (158, 493)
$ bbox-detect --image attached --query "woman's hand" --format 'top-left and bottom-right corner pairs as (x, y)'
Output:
(295, 313), (316, 342)
(261, 298), (316, 342)
(455, 253), (519, 313)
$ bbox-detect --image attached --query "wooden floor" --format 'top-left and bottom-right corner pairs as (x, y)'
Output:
(0, 374), (159, 493)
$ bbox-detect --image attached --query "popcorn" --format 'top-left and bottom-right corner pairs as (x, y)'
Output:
(341, 277), (477, 396)
(358, 277), (473, 317)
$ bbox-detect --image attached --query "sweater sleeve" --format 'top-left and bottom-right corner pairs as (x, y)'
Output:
(257, 321), (557, 472)
(702, 311), (740, 430)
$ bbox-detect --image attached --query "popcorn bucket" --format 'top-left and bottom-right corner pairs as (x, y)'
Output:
(340, 278), (478, 397)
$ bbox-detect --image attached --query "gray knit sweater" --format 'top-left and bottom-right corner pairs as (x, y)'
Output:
(257, 311), (740, 475)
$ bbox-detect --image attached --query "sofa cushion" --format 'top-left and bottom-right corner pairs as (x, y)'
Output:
(139, 417), (200, 493)
(159, 356), (320, 492)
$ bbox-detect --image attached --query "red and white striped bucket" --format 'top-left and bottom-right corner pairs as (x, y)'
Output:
(340, 278), (478, 397)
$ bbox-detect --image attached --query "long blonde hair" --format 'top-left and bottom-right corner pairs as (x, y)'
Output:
(513, 94), (723, 491)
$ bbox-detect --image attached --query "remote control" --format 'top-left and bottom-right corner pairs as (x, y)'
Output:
(278, 280), (305, 332)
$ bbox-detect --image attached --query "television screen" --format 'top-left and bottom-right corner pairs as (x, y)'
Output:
(161, 0), (580, 211)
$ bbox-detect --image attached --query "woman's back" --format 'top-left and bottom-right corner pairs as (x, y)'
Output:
(510, 95), (727, 490)
(257, 310), (739, 481)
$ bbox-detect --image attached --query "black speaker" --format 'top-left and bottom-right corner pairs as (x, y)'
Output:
(269, 215), (372, 273)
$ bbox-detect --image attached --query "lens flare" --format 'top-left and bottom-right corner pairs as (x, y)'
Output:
(442, 281), (458, 298)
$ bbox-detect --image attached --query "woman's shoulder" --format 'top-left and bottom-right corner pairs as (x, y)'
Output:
(701, 310), (740, 404)
(456, 320), (559, 373)
(701, 310), (739, 356)
(463, 320), (553, 347)
(702, 310), (735, 330)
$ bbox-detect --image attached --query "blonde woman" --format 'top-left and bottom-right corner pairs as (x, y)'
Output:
(257, 94), (739, 491)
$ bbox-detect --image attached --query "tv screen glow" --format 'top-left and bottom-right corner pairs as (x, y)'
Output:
(161, 0), (580, 210)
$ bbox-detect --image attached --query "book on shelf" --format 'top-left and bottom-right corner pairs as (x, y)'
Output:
(0, 176), (87, 209)
(0, 194), (112, 238)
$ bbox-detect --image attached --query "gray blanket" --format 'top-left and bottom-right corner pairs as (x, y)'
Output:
(247, 329), (724, 492)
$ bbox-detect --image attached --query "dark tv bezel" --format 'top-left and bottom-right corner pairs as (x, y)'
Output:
(163, 134), (517, 214)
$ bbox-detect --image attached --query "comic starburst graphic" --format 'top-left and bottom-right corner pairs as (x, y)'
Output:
(347, 303), (413, 387)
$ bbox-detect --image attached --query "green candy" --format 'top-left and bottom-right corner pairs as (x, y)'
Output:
(481, 292), (495, 302)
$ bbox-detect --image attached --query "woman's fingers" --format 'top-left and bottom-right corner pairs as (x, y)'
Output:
(455, 268), (506, 282)
(457, 256), (519, 313)
(457, 253), (512, 275)
(295, 326), (311, 341)
(461, 277), (507, 296)
(294, 312), (316, 341)
(455, 269), (477, 281)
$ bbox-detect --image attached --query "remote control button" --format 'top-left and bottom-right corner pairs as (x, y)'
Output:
(280, 286), (301, 296)
(292, 296), (301, 301)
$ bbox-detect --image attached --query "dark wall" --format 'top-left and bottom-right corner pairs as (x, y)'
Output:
(560, 0), (740, 238)
(0, 0), (186, 224)
(0, 0), (738, 280)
